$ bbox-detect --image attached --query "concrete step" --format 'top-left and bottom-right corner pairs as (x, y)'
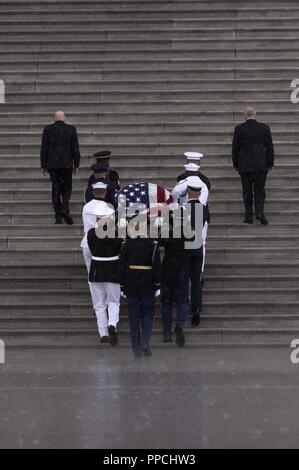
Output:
(2, 29), (299, 41)
(0, 300), (298, 318)
(205, 275), (299, 289)
(0, 274), (297, 290)
(2, 57), (299, 72)
(2, 314), (299, 330)
(2, 68), (299, 80)
(2, 7), (299, 19)
(1, 26), (299, 42)
(2, 88), (299, 102)
(4, 40), (299, 53)
(2, 233), (299, 249)
(0, 175), (297, 191)
(1, 260), (296, 278)
(209, 224), (299, 236)
(1, 327), (299, 347)
(2, 16), (299, 29)
(1, 129), (299, 143)
(0, 246), (298, 263)
(2, 156), (299, 171)
(1, 100), (297, 115)
(0, 107), (299, 124)
(4, 49), (299, 62)
(2, 287), (298, 304)
(0, 141), (298, 158)
(207, 235), (299, 248)
(0, 164), (298, 179)
(0, 1), (298, 12)
(2, 223), (299, 238)
(0, 199), (299, 215)
(1, 188), (298, 203)
(205, 263), (299, 276)
(0, 110), (298, 125)
(0, 224), (84, 236)
(2, 119), (299, 134)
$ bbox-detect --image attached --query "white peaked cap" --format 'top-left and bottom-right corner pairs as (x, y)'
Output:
(92, 202), (114, 218)
(184, 152), (204, 161)
(184, 163), (200, 172)
(186, 176), (205, 190)
(92, 181), (108, 190)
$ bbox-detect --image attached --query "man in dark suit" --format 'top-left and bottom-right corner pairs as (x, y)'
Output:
(40, 111), (81, 225)
(232, 107), (274, 225)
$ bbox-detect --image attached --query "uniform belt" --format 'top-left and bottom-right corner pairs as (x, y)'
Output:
(129, 265), (152, 270)
(92, 256), (119, 261)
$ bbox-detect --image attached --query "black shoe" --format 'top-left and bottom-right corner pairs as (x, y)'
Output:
(244, 216), (254, 224)
(108, 326), (118, 346)
(175, 327), (185, 348)
(100, 336), (109, 344)
(256, 214), (269, 225)
(55, 214), (63, 225)
(134, 350), (143, 359)
(142, 346), (152, 357)
(61, 211), (73, 225)
(191, 314), (200, 327)
(163, 334), (173, 343)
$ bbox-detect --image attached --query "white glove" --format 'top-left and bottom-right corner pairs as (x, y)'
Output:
(155, 289), (160, 298)
(154, 217), (164, 227)
(121, 291), (127, 299)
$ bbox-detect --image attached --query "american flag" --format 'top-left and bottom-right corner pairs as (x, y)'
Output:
(117, 182), (172, 213)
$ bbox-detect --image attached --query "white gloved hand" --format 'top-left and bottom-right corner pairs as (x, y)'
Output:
(121, 291), (127, 299)
(155, 289), (161, 298)
(154, 217), (164, 227)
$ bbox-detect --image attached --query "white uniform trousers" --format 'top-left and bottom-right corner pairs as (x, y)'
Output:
(91, 282), (120, 338)
(82, 247), (120, 337)
(82, 246), (95, 308)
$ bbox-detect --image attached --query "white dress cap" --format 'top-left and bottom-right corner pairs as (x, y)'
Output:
(92, 202), (114, 218)
(186, 176), (205, 190)
(184, 152), (204, 161)
(184, 163), (200, 172)
(92, 181), (108, 190)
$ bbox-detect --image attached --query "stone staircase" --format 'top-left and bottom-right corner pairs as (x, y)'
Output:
(0, 0), (299, 347)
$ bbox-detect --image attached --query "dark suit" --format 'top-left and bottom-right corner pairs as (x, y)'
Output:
(40, 121), (81, 215)
(232, 119), (274, 217)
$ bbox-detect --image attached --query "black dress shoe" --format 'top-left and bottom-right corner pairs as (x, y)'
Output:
(142, 346), (152, 357)
(55, 214), (63, 225)
(175, 327), (185, 348)
(191, 314), (200, 327)
(61, 212), (73, 225)
(163, 334), (173, 343)
(244, 216), (254, 224)
(256, 215), (269, 225)
(108, 326), (118, 346)
(100, 336), (109, 344)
